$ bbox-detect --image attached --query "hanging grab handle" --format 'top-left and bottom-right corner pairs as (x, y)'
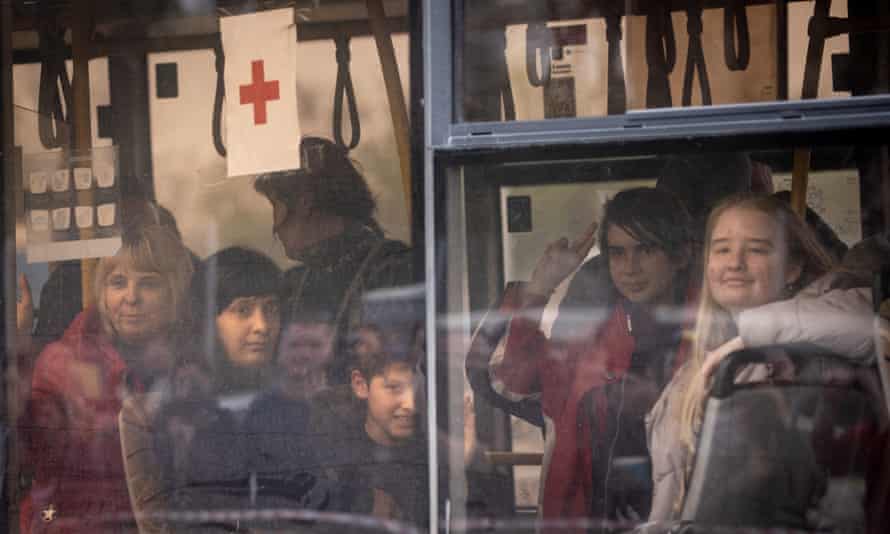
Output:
(645, 6), (676, 108)
(212, 40), (227, 157)
(333, 35), (361, 150)
(501, 30), (517, 121)
(724, 0), (751, 71)
(37, 20), (73, 149)
(682, 1), (712, 106)
(605, 11), (627, 115)
(526, 22), (552, 87)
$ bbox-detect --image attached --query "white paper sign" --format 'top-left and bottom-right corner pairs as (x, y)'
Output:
(221, 8), (301, 177)
(52, 208), (71, 230)
(52, 169), (70, 192)
(75, 206), (94, 228)
(30, 172), (48, 194)
(74, 167), (93, 190)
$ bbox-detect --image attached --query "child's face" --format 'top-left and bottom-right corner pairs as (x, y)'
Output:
(606, 224), (684, 307)
(351, 362), (418, 446)
(277, 322), (335, 379)
(706, 207), (801, 314)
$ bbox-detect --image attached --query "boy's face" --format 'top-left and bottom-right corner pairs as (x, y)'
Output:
(351, 362), (418, 446)
(606, 224), (685, 306)
(277, 322), (335, 379)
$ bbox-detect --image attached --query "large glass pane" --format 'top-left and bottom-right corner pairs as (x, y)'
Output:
(459, 0), (890, 122)
(439, 143), (888, 532)
(6, 3), (422, 533)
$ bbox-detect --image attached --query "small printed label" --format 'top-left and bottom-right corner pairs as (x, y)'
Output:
(29, 172), (49, 194)
(97, 203), (116, 227)
(52, 169), (70, 192)
(75, 206), (94, 228)
(52, 208), (71, 230)
(30, 210), (50, 232)
(95, 165), (115, 188)
(74, 167), (93, 190)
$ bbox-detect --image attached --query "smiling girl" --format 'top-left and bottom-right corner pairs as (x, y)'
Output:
(647, 193), (876, 521)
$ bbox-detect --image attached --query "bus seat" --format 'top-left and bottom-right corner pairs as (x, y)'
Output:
(681, 345), (883, 531)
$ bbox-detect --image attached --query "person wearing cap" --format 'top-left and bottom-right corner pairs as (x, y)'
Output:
(254, 137), (413, 385)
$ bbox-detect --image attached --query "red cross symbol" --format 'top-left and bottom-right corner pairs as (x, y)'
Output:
(239, 60), (280, 125)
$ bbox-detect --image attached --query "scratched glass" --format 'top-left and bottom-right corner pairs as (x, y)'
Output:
(8, 2), (421, 533)
(439, 143), (887, 532)
(458, 0), (888, 122)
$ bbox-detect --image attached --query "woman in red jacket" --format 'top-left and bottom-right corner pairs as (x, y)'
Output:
(20, 225), (194, 533)
(491, 187), (696, 529)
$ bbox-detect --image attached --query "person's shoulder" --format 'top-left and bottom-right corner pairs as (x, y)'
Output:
(283, 264), (308, 280)
(365, 237), (413, 282)
(32, 309), (99, 369)
(248, 391), (310, 420)
(31, 338), (76, 379)
(377, 237), (410, 255)
(370, 237), (412, 266)
(310, 385), (361, 427)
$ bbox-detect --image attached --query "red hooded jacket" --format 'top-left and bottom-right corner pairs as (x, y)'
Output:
(492, 284), (692, 531)
(20, 308), (144, 533)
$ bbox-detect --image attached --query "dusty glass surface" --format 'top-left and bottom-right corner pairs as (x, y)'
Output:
(7, 2), (422, 533)
(459, 0), (889, 122)
(445, 146), (888, 532)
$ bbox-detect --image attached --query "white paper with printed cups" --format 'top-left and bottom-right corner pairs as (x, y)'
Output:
(52, 207), (71, 230)
(30, 210), (50, 232)
(52, 169), (70, 192)
(74, 168), (93, 190)
(29, 171), (49, 194)
(97, 203), (117, 227)
(95, 165), (115, 188)
(75, 206), (94, 228)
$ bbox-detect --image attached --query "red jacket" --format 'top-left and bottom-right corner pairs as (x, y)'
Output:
(492, 285), (691, 530)
(20, 308), (142, 533)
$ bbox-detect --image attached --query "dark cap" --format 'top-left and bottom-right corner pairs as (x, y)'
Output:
(255, 137), (355, 194)
(253, 136), (377, 224)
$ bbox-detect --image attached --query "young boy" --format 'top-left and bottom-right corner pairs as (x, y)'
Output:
(492, 187), (696, 525)
(313, 323), (428, 525)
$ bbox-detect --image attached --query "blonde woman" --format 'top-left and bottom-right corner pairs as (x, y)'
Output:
(20, 225), (193, 533)
(647, 193), (876, 521)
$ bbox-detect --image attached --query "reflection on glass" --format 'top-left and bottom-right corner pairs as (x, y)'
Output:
(460, 1), (883, 122)
(452, 146), (885, 532)
(10, 4), (418, 530)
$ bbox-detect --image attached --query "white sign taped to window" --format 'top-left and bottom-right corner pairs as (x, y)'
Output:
(221, 8), (301, 177)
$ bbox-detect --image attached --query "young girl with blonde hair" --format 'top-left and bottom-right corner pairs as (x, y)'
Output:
(647, 193), (876, 520)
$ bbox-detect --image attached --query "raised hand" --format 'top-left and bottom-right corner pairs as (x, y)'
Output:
(527, 221), (598, 297)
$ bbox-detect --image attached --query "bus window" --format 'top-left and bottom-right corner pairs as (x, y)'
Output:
(445, 145), (886, 532)
(459, 1), (881, 122)
(8, 4), (421, 533)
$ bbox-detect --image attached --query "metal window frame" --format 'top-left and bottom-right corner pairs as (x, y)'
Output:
(422, 0), (890, 530)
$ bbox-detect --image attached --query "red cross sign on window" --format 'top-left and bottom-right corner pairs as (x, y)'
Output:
(239, 60), (280, 125)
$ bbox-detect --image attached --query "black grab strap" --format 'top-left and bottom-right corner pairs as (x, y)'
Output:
(212, 40), (227, 157)
(682, 1), (712, 106)
(801, 0), (832, 100)
(333, 35), (361, 151)
(37, 20), (72, 149)
(645, 5), (676, 108)
(724, 0), (751, 71)
(526, 22), (553, 87)
(605, 10), (627, 115)
(500, 30), (517, 121)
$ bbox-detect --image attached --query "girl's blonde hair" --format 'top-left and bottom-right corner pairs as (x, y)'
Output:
(95, 225), (194, 340)
(676, 193), (834, 449)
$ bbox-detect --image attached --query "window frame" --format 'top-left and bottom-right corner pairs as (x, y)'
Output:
(421, 0), (890, 530)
